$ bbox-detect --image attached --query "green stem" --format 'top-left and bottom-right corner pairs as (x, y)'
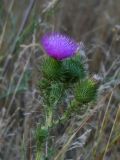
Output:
(35, 150), (44, 160)
(53, 99), (78, 126)
(45, 107), (53, 128)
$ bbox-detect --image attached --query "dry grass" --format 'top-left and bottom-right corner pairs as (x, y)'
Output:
(0, 0), (120, 160)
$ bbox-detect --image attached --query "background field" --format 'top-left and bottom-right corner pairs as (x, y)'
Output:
(0, 0), (120, 160)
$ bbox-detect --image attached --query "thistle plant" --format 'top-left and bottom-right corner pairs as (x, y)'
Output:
(35, 32), (100, 159)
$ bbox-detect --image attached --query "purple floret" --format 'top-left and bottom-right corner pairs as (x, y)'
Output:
(41, 33), (78, 60)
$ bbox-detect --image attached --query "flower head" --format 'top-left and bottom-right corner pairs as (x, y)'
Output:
(41, 32), (78, 60)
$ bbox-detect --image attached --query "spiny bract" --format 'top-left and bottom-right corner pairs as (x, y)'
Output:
(42, 56), (62, 80)
(75, 79), (98, 103)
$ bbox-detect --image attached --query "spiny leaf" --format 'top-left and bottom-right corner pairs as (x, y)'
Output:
(35, 126), (48, 148)
(49, 82), (64, 106)
(38, 78), (50, 90)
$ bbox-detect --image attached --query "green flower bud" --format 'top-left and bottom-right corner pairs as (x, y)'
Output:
(42, 57), (62, 80)
(75, 78), (98, 103)
(62, 54), (86, 82)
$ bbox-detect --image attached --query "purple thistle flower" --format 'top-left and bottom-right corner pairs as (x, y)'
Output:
(41, 32), (78, 60)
